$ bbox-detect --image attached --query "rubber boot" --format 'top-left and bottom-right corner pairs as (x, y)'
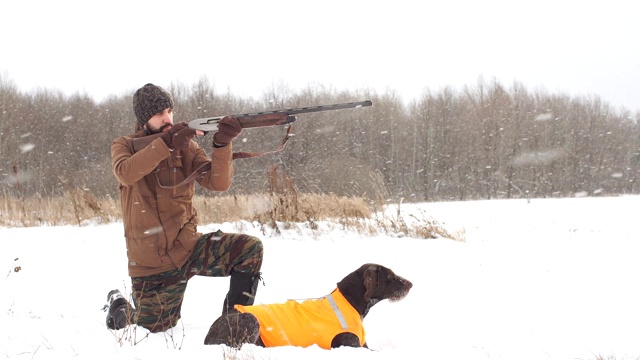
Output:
(105, 289), (133, 330)
(222, 272), (261, 315)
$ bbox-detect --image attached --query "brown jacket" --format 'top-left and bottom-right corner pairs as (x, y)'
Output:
(111, 132), (233, 277)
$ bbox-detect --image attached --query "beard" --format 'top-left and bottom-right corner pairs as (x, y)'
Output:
(147, 123), (172, 135)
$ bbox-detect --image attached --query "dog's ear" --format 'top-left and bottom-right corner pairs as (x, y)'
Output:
(363, 265), (379, 301)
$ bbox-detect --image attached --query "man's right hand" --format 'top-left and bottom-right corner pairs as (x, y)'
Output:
(161, 122), (197, 150)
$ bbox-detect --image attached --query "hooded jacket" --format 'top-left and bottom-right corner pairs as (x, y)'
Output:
(111, 132), (233, 277)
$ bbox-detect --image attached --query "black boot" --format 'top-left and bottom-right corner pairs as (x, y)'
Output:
(105, 289), (133, 330)
(222, 272), (261, 315)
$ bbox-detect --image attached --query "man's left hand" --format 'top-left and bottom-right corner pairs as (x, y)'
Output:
(213, 116), (242, 147)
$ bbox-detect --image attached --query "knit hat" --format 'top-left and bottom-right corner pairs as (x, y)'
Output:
(132, 83), (174, 127)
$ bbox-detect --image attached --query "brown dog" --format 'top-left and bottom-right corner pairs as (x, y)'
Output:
(204, 263), (412, 349)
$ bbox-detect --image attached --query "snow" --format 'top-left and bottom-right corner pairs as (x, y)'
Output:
(2, 196), (639, 359)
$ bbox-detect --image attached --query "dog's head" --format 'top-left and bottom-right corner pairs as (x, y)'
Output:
(338, 263), (413, 308)
(336, 263), (413, 318)
(360, 263), (412, 303)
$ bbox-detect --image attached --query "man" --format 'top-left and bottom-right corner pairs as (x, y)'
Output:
(106, 83), (263, 334)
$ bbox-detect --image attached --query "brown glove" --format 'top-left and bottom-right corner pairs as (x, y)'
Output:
(161, 122), (197, 150)
(213, 116), (242, 148)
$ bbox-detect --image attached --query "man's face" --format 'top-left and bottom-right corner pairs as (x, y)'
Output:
(145, 108), (174, 134)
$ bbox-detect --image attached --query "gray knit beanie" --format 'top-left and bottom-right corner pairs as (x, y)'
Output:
(132, 83), (174, 127)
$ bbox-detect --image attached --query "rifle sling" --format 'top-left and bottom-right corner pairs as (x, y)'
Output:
(156, 125), (293, 189)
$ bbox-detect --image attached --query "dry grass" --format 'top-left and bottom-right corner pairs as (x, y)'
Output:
(0, 167), (464, 241)
(195, 193), (371, 223)
(0, 192), (370, 227)
(0, 189), (120, 227)
(0, 191), (463, 241)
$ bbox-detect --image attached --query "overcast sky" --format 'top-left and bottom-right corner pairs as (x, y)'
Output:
(3, 0), (639, 112)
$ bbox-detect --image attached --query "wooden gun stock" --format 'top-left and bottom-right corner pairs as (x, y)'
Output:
(131, 132), (164, 153)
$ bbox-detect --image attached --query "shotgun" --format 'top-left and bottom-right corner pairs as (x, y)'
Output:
(131, 100), (372, 156)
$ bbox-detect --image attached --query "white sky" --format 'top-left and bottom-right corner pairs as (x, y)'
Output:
(2, 0), (639, 112)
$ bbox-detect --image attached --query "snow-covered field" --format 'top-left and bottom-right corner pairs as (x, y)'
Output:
(2, 196), (639, 360)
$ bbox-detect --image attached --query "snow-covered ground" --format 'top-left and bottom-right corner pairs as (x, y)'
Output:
(2, 196), (639, 359)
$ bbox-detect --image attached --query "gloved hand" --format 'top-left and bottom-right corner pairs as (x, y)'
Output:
(213, 116), (242, 148)
(161, 122), (197, 150)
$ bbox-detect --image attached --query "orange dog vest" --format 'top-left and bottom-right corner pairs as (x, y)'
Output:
(235, 288), (365, 349)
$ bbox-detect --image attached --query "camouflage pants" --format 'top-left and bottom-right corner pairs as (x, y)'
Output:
(129, 230), (263, 332)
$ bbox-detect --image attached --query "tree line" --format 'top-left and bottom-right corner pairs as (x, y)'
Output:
(1, 74), (639, 202)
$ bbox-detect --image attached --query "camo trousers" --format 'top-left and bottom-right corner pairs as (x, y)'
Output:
(129, 230), (263, 333)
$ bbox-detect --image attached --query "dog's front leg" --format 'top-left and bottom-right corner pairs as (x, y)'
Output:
(330, 332), (362, 348)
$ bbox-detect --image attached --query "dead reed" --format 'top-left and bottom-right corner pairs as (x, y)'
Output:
(0, 166), (463, 241)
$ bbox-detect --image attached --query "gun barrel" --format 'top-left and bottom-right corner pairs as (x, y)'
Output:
(248, 100), (373, 116)
(188, 100), (372, 132)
